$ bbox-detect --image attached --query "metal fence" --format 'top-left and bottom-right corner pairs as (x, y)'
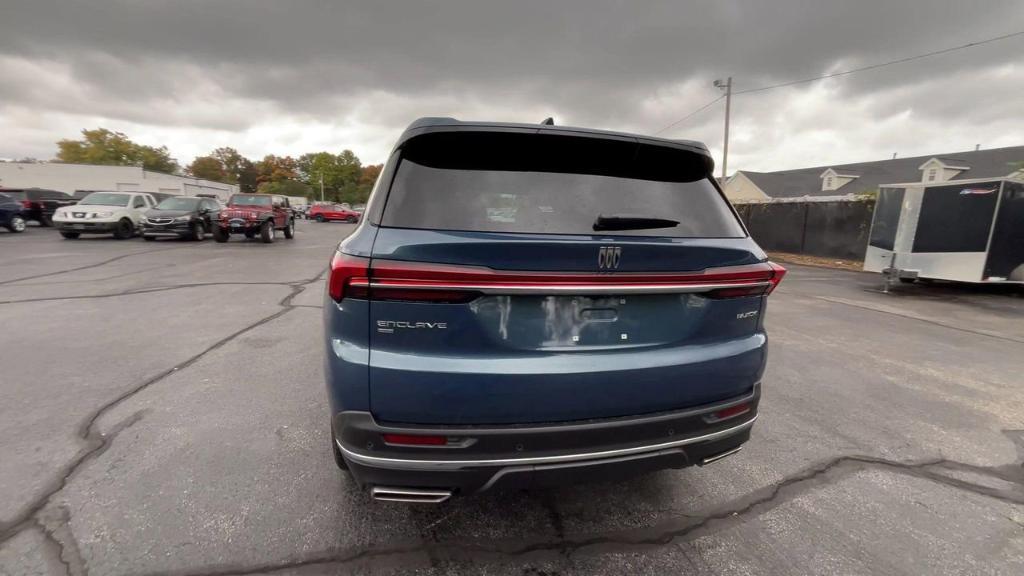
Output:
(733, 199), (876, 261)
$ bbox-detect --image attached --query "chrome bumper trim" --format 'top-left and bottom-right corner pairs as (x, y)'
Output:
(337, 415), (756, 471)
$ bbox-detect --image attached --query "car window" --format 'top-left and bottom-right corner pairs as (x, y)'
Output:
(382, 132), (744, 238)
(157, 197), (200, 210)
(230, 194), (272, 206)
(133, 196), (146, 209)
(79, 193), (131, 206)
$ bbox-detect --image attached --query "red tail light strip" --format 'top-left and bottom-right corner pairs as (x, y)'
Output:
(329, 253), (786, 302)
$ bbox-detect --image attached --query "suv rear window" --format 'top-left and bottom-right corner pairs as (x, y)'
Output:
(381, 132), (744, 238)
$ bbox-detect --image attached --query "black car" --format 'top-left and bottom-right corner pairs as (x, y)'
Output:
(141, 196), (221, 241)
(0, 193), (27, 233)
(0, 188), (76, 227)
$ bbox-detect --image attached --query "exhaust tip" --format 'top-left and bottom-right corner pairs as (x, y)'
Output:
(698, 446), (743, 466)
(370, 486), (453, 504)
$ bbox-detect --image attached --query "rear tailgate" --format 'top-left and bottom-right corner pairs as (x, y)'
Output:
(358, 130), (777, 425)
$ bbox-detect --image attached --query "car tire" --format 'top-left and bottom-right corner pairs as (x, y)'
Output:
(260, 220), (275, 243)
(213, 226), (229, 243)
(39, 213), (54, 227)
(283, 219), (295, 239)
(143, 236), (156, 241)
(331, 428), (349, 472)
(60, 231), (80, 239)
(192, 221), (205, 241)
(7, 215), (26, 233)
(316, 214), (325, 222)
(112, 218), (134, 240)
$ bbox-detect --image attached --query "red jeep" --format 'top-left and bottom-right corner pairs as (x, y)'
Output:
(213, 193), (295, 243)
(308, 203), (360, 223)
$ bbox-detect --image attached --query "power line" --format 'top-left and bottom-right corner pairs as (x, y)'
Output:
(655, 29), (1024, 134)
(652, 95), (724, 135)
(735, 29), (1024, 95)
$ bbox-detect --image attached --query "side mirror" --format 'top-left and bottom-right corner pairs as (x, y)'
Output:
(199, 207), (209, 214)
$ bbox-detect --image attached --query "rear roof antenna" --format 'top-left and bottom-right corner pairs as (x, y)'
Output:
(540, 117), (555, 125)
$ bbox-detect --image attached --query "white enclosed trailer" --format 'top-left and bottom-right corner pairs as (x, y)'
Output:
(864, 178), (1024, 285)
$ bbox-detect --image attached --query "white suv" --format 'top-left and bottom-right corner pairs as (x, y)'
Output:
(53, 192), (156, 239)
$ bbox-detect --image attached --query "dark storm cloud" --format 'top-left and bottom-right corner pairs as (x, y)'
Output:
(1, 1), (1022, 168)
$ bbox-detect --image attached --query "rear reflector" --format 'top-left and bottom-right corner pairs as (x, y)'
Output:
(710, 402), (752, 421)
(381, 433), (448, 446)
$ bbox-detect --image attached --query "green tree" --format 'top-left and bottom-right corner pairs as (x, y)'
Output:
(55, 128), (179, 173)
(257, 179), (312, 198)
(186, 156), (227, 181)
(296, 150), (364, 203)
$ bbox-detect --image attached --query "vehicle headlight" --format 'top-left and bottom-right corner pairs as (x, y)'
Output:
(173, 215), (192, 223)
(92, 212), (114, 218)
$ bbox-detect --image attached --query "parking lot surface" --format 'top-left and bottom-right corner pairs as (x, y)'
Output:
(1, 222), (1022, 575)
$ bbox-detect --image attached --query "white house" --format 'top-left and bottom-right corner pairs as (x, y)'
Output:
(721, 145), (1024, 203)
(0, 162), (238, 200)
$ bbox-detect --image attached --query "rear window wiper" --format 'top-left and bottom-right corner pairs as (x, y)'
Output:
(593, 214), (681, 231)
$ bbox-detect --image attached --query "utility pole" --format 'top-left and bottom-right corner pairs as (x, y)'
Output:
(319, 171), (324, 202)
(714, 77), (733, 183)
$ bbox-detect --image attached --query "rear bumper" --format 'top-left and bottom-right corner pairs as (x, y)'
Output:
(334, 385), (758, 495)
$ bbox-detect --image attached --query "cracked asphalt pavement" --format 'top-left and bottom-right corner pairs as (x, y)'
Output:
(1, 222), (1023, 575)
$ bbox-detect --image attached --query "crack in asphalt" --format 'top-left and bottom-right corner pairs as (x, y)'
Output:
(0, 277), (319, 554)
(143, 452), (1023, 576)
(0, 245), (191, 287)
(0, 281), (310, 305)
(33, 519), (72, 576)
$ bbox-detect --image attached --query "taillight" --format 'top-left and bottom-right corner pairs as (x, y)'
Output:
(765, 261), (787, 294)
(705, 284), (770, 299)
(368, 288), (481, 304)
(328, 252), (369, 301)
(703, 261), (785, 299)
(328, 257), (786, 302)
(21, 200), (34, 209)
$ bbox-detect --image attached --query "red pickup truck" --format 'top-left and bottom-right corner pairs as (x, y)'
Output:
(308, 204), (360, 223)
(213, 193), (295, 243)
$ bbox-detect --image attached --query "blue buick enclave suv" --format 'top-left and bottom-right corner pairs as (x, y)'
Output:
(323, 118), (785, 502)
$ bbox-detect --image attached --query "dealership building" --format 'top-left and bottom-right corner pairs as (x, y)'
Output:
(0, 162), (238, 200)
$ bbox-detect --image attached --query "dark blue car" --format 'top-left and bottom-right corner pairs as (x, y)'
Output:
(324, 118), (785, 502)
(0, 193), (28, 233)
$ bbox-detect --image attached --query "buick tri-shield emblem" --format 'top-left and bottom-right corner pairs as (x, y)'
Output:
(598, 246), (621, 269)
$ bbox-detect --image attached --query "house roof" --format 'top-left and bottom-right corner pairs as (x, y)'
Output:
(739, 145), (1024, 198)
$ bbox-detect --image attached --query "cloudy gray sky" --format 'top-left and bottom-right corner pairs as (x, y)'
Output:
(2, 1), (1023, 173)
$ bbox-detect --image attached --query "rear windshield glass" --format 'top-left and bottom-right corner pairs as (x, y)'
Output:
(381, 132), (744, 238)
(230, 194), (272, 206)
(156, 197), (200, 210)
(79, 193), (130, 206)
(2, 191), (26, 201)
